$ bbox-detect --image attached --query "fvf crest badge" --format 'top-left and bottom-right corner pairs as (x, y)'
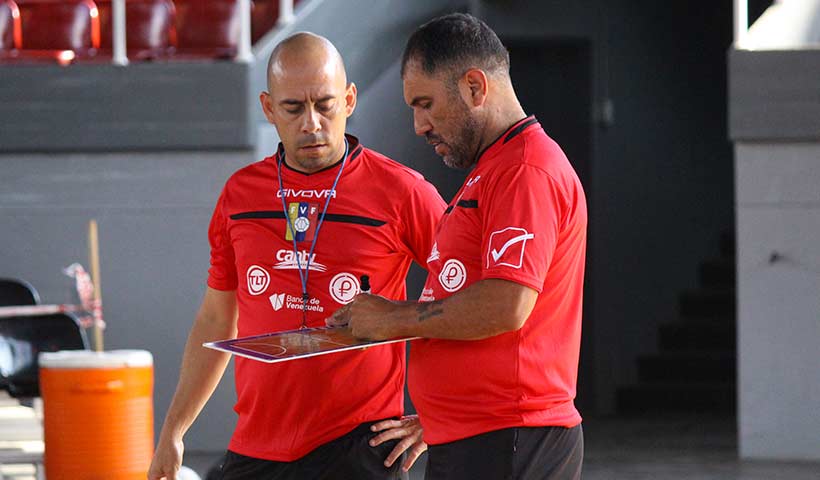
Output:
(285, 202), (319, 242)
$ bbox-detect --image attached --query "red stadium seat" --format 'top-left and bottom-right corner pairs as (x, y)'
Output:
(251, 0), (278, 43)
(252, 0), (301, 43)
(13, 0), (100, 64)
(0, 0), (22, 53)
(97, 0), (175, 60)
(172, 0), (240, 59)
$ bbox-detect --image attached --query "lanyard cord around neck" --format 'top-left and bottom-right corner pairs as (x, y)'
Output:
(277, 138), (349, 329)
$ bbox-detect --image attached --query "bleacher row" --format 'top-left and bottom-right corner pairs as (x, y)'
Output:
(0, 0), (296, 64)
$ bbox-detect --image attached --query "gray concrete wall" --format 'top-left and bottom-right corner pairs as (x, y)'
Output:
(735, 142), (820, 461)
(0, 151), (252, 451)
(729, 50), (820, 141)
(0, 63), (251, 151)
(730, 16), (820, 454)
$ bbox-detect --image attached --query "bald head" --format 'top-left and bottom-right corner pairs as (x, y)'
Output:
(267, 32), (347, 91)
(259, 32), (357, 174)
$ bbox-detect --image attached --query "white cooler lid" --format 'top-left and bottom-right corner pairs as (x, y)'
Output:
(39, 349), (153, 368)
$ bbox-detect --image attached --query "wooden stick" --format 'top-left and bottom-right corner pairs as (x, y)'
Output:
(88, 219), (104, 352)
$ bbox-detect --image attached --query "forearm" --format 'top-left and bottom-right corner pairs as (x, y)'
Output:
(391, 279), (536, 340)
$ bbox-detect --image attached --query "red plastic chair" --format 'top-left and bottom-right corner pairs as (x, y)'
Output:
(15, 0), (100, 64)
(172, 0), (240, 59)
(97, 0), (175, 60)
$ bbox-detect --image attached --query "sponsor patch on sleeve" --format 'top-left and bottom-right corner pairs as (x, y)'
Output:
(486, 227), (534, 269)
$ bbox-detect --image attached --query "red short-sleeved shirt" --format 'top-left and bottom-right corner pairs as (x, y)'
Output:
(207, 135), (446, 460)
(409, 117), (587, 445)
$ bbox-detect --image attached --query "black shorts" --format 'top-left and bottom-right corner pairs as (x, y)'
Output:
(424, 424), (583, 480)
(216, 421), (403, 480)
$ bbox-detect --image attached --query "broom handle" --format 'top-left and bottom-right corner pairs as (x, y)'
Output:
(89, 219), (104, 352)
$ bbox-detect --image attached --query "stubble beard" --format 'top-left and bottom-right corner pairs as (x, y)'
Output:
(442, 109), (482, 170)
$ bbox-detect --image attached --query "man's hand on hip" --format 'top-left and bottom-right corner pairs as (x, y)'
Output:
(369, 415), (427, 472)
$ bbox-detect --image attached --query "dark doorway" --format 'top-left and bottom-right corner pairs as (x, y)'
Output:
(506, 38), (595, 413)
(506, 39), (592, 190)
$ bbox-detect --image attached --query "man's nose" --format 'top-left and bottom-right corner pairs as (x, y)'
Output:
(413, 111), (431, 137)
(302, 107), (321, 133)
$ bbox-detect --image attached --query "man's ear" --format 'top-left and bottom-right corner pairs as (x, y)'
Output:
(459, 69), (489, 108)
(259, 92), (276, 124)
(345, 82), (358, 117)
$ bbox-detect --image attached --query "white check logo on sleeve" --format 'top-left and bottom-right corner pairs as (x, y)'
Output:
(487, 227), (534, 269)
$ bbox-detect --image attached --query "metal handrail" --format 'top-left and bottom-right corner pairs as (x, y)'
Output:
(734, 0), (748, 47)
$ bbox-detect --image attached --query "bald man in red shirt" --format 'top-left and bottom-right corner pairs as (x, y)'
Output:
(149, 33), (445, 480)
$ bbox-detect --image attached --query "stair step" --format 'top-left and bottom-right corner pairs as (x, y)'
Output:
(637, 352), (735, 383)
(616, 383), (736, 414)
(679, 289), (735, 318)
(698, 259), (735, 288)
(658, 321), (735, 351)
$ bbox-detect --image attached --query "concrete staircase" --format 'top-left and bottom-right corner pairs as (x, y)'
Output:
(617, 233), (736, 414)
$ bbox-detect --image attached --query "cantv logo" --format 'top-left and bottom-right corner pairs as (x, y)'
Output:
(273, 250), (328, 272)
(277, 189), (336, 199)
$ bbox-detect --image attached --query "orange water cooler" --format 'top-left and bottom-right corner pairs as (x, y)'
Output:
(38, 349), (154, 480)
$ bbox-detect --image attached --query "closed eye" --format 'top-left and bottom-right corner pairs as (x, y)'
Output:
(281, 100), (303, 114)
(316, 100), (334, 112)
(410, 97), (432, 110)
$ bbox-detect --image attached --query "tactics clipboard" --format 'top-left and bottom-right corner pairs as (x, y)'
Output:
(203, 326), (418, 363)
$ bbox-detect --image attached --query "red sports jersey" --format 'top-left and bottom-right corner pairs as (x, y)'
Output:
(409, 117), (587, 445)
(207, 135), (446, 460)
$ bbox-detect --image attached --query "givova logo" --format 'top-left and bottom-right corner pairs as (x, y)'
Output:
(277, 189), (336, 198)
(427, 242), (440, 264)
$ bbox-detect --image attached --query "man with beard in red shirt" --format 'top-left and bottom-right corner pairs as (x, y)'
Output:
(330, 13), (587, 480)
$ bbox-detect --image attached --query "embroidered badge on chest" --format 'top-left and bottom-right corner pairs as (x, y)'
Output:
(285, 202), (320, 242)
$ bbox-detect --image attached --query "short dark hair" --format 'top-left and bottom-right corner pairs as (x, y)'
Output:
(401, 13), (509, 79)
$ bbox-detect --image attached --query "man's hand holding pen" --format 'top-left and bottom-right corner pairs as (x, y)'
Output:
(326, 292), (402, 340)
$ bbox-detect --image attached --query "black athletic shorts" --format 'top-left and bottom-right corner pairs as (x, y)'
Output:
(216, 421), (403, 480)
(424, 424), (583, 480)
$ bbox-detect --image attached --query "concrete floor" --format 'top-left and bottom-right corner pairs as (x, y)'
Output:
(184, 415), (820, 479)
(6, 396), (817, 479)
